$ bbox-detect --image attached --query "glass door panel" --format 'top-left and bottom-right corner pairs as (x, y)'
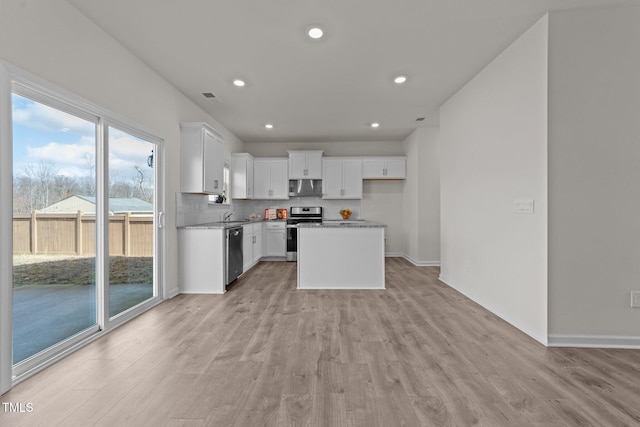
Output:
(12, 93), (98, 364)
(107, 127), (155, 318)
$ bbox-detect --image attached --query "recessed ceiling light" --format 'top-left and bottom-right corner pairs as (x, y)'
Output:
(265, 123), (274, 129)
(233, 79), (245, 87)
(370, 122), (380, 128)
(394, 75), (408, 84)
(307, 26), (324, 39)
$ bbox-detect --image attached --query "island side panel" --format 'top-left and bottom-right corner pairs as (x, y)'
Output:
(297, 227), (385, 289)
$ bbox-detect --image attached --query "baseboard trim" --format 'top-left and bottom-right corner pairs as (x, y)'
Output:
(438, 274), (548, 346)
(385, 253), (440, 267)
(165, 286), (180, 299)
(548, 334), (640, 349)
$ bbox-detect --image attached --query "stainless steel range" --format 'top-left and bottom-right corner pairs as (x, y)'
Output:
(286, 206), (323, 261)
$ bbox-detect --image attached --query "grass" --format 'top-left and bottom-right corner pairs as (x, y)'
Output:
(13, 255), (153, 287)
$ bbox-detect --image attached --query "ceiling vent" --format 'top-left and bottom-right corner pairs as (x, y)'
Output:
(202, 92), (221, 102)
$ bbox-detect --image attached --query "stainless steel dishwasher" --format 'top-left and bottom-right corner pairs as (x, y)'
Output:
(226, 226), (243, 285)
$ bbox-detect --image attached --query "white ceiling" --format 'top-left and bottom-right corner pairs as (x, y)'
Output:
(68, 0), (637, 143)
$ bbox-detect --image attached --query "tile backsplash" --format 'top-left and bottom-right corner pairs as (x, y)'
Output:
(175, 193), (234, 227)
(176, 192), (362, 227)
(238, 198), (362, 221)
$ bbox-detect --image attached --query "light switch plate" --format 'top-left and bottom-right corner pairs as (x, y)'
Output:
(514, 199), (534, 214)
(631, 291), (640, 308)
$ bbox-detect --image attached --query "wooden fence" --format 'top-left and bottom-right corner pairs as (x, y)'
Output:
(13, 211), (153, 256)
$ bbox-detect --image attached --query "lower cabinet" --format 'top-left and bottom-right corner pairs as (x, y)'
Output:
(243, 222), (263, 272)
(264, 221), (286, 257)
(178, 228), (226, 294)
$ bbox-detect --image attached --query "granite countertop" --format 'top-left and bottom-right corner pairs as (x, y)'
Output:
(298, 221), (386, 228)
(180, 219), (267, 229)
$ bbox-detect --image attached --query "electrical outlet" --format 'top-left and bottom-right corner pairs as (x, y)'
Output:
(631, 291), (640, 308)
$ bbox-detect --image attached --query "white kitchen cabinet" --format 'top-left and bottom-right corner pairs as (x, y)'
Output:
(264, 221), (286, 257)
(322, 157), (363, 199)
(179, 228), (226, 294)
(288, 150), (323, 179)
(242, 222), (263, 272)
(362, 156), (406, 179)
(180, 122), (224, 194)
(231, 153), (254, 199)
(253, 158), (289, 199)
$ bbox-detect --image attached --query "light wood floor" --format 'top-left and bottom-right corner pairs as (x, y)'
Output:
(2, 258), (640, 426)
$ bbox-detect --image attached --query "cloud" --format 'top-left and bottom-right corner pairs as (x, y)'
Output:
(13, 96), (155, 180)
(25, 139), (95, 177)
(12, 95), (96, 136)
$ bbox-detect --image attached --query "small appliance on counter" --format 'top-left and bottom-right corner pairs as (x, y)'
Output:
(264, 208), (288, 220)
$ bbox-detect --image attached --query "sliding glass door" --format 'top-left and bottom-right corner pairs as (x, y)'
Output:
(12, 92), (99, 367)
(2, 69), (164, 387)
(107, 126), (157, 319)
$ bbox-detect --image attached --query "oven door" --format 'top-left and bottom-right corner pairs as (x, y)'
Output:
(286, 224), (297, 261)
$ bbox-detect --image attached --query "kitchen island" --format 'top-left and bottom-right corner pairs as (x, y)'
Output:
(297, 221), (386, 290)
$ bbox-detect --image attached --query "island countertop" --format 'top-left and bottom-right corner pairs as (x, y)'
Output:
(298, 220), (386, 228)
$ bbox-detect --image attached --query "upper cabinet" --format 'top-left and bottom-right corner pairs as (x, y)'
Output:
(362, 156), (406, 179)
(231, 153), (254, 199)
(323, 157), (362, 199)
(253, 158), (289, 199)
(288, 150), (323, 179)
(180, 122), (224, 194)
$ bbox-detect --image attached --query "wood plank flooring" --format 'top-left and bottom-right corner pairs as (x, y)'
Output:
(2, 258), (640, 426)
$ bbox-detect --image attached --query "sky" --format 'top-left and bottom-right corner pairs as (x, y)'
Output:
(12, 93), (155, 185)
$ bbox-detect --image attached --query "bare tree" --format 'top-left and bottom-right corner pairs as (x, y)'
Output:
(20, 160), (59, 210)
(134, 166), (150, 202)
(79, 153), (96, 196)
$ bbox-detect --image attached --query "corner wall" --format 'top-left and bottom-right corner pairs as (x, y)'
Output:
(402, 127), (440, 265)
(439, 15), (548, 343)
(548, 6), (640, 344)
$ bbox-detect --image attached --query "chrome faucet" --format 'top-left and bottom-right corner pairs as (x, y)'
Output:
(222, 211), (233, 221)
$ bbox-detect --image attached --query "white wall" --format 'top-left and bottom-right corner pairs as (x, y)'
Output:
(402, 127), (440, 265)
(548, 7), (640, 342)
(0, 0), (244, 299)
(439, 16), (548, 343)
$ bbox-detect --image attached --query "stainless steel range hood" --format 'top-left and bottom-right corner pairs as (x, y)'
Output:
(288, 179), (322, 197)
